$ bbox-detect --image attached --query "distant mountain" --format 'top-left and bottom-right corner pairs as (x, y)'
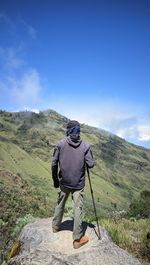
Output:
(0, 109), (150, 253)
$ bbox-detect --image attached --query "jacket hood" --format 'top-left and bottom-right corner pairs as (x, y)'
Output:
(66, 136), (82, 148)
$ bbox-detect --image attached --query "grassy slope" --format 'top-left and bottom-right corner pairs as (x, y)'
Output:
(1, 110), (150, 211)
(0, 110), (150, 255)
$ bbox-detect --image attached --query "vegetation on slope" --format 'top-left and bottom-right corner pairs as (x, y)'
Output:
(101, 217), (150, 265)
(0, 109), (150, 263)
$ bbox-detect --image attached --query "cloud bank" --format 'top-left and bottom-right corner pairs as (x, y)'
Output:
(61, 101), (150, 147)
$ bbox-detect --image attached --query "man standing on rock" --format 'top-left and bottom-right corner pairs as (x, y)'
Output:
(51, 120), (94, 249)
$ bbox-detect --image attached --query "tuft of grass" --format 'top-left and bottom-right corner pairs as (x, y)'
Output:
(7, 240), (21, 261)
(100, 218), (150, 265)
(11, 214), (36, 238)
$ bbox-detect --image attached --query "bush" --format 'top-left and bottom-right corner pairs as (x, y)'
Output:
(129, 190), (150, 218)
(11, 214), (36, 238)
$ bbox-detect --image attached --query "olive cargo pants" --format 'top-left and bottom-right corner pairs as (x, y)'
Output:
(52, 186), (84, 241)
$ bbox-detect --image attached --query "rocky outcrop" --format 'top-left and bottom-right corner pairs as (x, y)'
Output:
(8, 218), (141, 265)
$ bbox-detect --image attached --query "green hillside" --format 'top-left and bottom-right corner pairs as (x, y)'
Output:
(0, 109), (150, 256)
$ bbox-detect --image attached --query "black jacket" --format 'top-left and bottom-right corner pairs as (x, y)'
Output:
(52, 136), (94, 189)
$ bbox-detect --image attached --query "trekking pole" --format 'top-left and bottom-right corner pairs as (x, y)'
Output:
(87, 167), (101, 240)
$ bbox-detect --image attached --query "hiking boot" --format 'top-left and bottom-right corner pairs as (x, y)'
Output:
(52, 227), (60, 233)
(73, 235), (89, 249)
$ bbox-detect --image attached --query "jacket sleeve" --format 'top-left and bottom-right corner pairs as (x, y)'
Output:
(51, 146), (60, 188)
(85, 146), (94, 168)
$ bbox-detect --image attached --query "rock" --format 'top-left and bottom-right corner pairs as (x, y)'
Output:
(8, 218), (141, 265)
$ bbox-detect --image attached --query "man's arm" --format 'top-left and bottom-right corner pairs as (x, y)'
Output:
(85, 146), (94, 168)
(51, 146), (60, 188)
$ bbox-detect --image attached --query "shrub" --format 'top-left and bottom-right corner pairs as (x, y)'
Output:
(11, 214), (36, 238)
(129, 190), (150, 218)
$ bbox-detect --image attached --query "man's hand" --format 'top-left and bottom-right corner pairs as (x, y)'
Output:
(54, 178), (59, 188)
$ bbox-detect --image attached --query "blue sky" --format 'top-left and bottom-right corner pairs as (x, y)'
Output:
(0, 0), (150, 148)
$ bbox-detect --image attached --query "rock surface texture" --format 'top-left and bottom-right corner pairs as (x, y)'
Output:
(8, 218), (141, 265)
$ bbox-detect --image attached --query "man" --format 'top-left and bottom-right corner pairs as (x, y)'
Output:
(51, 120), (94, 249)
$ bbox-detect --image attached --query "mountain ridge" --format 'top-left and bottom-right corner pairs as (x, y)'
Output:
(0, 109), (150, 257)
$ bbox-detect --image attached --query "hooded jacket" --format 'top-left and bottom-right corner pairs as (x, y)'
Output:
(52, 136), (94, 189)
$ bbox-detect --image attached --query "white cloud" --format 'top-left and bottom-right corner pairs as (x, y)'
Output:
(0, 12), (16, 31)
(137, 124), (150, 141)
(70, 102), (137, 130)
(93, 104), (150, 144)
(63, 101), (150, 146)
(117, 127), (135, 139)
(115, 122), (150, 146)
(0, 46), (43, 109)
(23, 107), (40, 113)
(0, 47), (24, 69)
(20, 18), (37, 39)
(0, 12), (41, 110)
(28, 26), (37, 39)
(0, 12), (37, 40)
(11, 69), (42, 103)
(0, 68), (43, 107)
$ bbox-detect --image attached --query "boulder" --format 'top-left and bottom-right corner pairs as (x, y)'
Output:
(8, 218), (141, 265)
